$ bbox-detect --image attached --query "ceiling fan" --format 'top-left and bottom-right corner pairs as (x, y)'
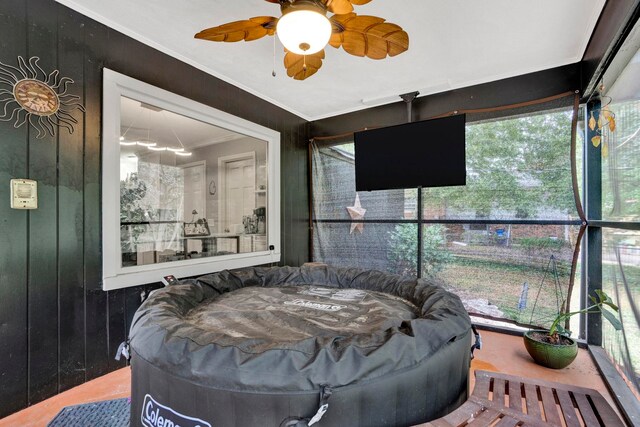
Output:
(194, 0), (409, 80)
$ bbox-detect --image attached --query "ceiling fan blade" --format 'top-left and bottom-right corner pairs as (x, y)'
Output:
(326, 0), (353, 15)
(264, 0), (280, 3)
(283, 49), (325, 80)
(325, 0), (372, 15)
(195, 16), (277, 43)
(329, 13), (408, 59)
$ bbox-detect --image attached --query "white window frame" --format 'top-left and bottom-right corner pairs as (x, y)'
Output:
(102, 69), (280, 290)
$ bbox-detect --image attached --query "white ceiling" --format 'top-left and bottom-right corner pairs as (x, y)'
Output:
(56, 0), (605, 121)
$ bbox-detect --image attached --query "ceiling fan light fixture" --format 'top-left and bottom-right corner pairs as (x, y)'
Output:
(277, 9), (331, 55)
(195, 0), (410, 81)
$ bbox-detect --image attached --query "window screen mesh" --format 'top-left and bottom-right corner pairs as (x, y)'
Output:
(311, 96), (582, 329)
(597, 38), (640, 397)
(602, 229), (640, 396)
(601, 99), (640, 221)
(425, 223), (581, 328)
(312, 144), (417, 220)
(313, 222), (418, 277)
(423, 108), (579, 221)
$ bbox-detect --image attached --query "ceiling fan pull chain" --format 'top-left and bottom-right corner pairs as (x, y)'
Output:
(272, 35), (277, 77)
(303, 54), (307, 73)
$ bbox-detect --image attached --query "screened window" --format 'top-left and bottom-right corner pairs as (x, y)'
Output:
(596, 35), (640, 395)
(311, 98), (583, 330)
(601, 81), (640, 222)
(601, 229), (639, 394)
(422, 111), (579, 221)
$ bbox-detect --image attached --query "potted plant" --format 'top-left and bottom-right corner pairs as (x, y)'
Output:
(524, 290), (622, 369)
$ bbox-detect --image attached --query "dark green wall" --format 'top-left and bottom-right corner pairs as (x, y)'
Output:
(0, 0), (308, 417)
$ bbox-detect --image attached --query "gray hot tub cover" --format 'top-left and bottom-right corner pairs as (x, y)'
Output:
(129, 265), (472, 392)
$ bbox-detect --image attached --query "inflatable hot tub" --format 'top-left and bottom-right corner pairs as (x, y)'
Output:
(129, 266), (472, 427)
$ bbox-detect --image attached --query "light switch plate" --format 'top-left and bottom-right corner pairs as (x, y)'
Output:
(10, 179), (38, 209)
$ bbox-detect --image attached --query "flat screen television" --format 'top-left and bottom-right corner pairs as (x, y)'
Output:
(354, 114), (466, 191)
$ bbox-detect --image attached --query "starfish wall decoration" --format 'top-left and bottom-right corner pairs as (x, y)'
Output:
(346, 194), (366, 234)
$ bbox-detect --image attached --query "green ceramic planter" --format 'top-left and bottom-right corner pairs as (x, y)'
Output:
(523, 330), (578, 369)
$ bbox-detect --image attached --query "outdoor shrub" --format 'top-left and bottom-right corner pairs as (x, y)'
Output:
(388, 224), (452, 277)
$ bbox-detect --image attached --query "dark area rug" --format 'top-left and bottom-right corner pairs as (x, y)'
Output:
(47, 397), (130, 427)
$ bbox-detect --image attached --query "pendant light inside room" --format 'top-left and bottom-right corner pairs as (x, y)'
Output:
(119, 102), (192, 156)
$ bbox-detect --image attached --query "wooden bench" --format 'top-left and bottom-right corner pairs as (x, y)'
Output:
(422, 370), (625, 426)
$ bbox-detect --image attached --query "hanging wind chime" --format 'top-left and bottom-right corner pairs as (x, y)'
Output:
(588, 82), (616, 158)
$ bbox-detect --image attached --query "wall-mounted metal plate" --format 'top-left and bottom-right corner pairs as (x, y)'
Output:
(10, 178), (37, 209)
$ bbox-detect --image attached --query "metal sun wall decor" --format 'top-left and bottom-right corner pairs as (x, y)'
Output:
(0, 56), (85, 138)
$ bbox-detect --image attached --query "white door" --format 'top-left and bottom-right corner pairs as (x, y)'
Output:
(182, 162), (206, 220)
(225, 158), (255, 233)
(182, 162), (207, 253)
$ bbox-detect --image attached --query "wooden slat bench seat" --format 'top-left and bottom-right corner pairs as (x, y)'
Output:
(422, 370), (625, 427)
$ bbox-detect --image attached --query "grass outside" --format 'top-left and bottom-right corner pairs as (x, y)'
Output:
(436, 255), (573, 329)
(436, 254), (639, 383)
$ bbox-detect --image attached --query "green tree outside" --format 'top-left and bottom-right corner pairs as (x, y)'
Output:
(423, 111), (577, 219)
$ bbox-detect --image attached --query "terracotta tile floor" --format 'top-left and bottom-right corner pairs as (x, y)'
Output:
(0, 368), (130, 427)
(0, 331), (618, 427)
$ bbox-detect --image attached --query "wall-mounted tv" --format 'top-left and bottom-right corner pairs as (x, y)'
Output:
(354, 114), (466, 191)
